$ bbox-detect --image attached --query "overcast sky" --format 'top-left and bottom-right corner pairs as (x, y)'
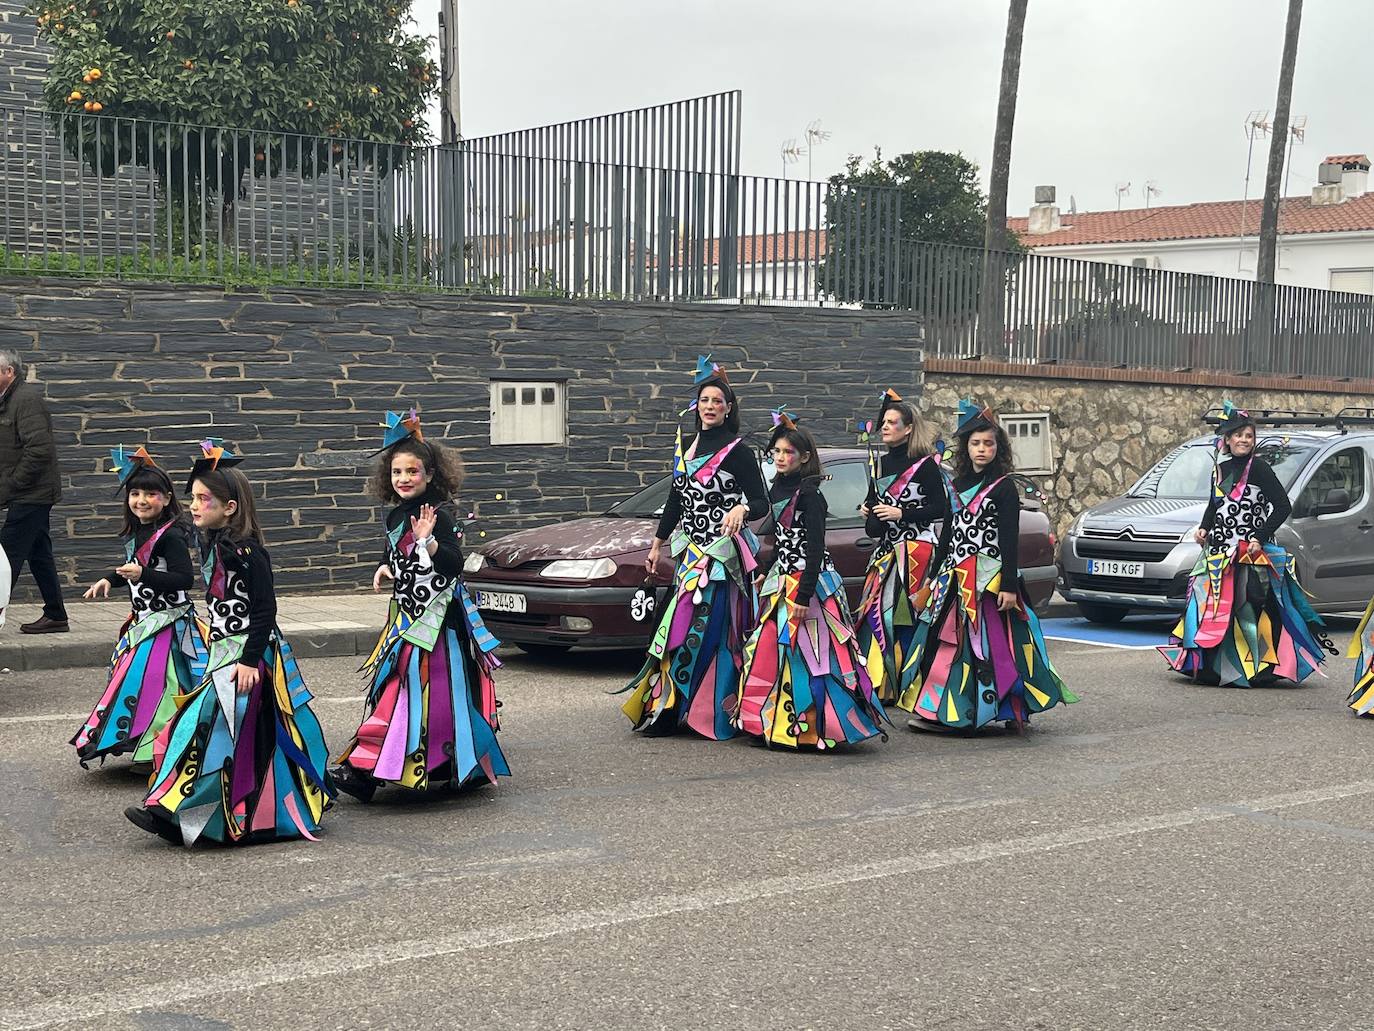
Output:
(411, 0), (1374, 215)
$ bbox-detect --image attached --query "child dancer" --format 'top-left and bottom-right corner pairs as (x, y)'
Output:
(900, 401), (1075, 732)
(333, 410), (509, 801)
(127, 441), (333, 845)
(71, 446), (206, 768)
(735, 412), (885, 749)
(621, 355), (768, 739)
(1159, 402), (1330, 687)
(855, 389), (949, 705)
(1349, 595), (1374, 716)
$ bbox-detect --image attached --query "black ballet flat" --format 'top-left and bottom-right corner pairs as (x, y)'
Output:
(125, 805), (183, 846)
(331, 765), (378, 803)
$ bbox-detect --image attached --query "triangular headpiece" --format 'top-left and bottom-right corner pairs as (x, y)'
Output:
(185, 437), (244, 493)
(956, 399), (997, 436)
(693, 353), (729, 387)
(770, 404), (799, 432)
(109, 445), (158, 493)
(1216, 400), (1252, 437)
(381, 408), (425, 449)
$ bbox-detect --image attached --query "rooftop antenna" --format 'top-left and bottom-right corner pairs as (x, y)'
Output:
(1115, 181), (1131, 210)
(1284, 114), (1308, 196)
(1238, 110), (1272, 271)
(804, 119), (831, 180)
(1144, 180), (1162, 208)
(1069, 194), (1078, 214)
(780, 138), (806, 179)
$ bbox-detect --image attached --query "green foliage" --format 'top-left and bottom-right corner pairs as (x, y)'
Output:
(27, 0), (437, 190)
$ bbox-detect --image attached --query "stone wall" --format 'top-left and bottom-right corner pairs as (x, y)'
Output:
(0, 278), (923, 597)
(923, 361), (1373, 537)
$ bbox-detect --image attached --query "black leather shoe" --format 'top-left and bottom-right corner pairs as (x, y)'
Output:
(20, 616), (69, 634)
(331, 765), (378, 803)
(125, 805), (182, 845)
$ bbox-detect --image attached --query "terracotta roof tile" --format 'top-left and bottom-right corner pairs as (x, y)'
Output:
(1325, 153), (1370, 168)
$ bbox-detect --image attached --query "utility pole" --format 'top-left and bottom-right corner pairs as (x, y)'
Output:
(1257, 0), (1302, 284)
(438, 0), (461, 143)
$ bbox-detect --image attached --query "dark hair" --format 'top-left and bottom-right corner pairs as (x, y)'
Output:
(694, 377), (741, 435)
(369, 438), (465, 504)
(769, 424), (822, 479)
(1223, 417), (1258, 454)
(192, 467), (265, 545)
(887, 400), (934, 460)
(954, 423), (1015, 480)
(118, 465), (182, 538)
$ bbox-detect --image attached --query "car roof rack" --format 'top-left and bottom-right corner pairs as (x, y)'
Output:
(1201, 407), (1374, 435)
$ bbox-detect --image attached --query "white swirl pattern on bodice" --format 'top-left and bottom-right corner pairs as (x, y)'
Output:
(206, 562), (251, 640)
(127, 555), (188, 621)
(774, 513), (834, 575)
(877, 470), (939, 552)
(941, 499), (1001, 573)
(678, 466), (745, 549)
(1208, 481), (1271, 550)
(389, 539), (454, 619)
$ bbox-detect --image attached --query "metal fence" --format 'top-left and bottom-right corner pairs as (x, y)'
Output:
(907, 241), (1374, 380)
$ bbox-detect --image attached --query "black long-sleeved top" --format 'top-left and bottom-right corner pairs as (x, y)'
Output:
(204, 528), (277, 670)
(106, 519), (195, 595)
(767, 472), (829, 605)
(378, 487), (465, 579)
(1199, 454), (1291, 546)
(949, 471), (1021, 586)
(863, 447), (949, 539)
(655, 426), (770, 542)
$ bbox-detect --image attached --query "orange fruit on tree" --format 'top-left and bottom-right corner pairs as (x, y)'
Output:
(183, 59), (194, 69)
(71, 89), (83, 100)
(165, 29), (174, 39)
(83, 100), (93, 111)
(91, 67), (102, 79)
(91, 101), (103, 112)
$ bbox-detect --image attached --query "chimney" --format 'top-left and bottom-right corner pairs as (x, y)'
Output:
(1331, 154), (1371, 198)
(1312, 161), (1345, 206)
(1028, 185), (1061, 234)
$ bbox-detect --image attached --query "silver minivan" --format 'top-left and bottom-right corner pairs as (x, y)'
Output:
(1058, 415), (1374, 623)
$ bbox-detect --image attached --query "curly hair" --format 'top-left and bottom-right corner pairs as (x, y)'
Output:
(369, 438), (465, 504)
(953, 424), (1015, 480)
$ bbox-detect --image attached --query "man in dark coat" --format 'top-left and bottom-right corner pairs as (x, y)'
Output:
(0, 350), (68, 633)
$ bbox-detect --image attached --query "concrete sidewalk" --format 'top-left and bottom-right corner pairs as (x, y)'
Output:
(0, 591), (394, 672)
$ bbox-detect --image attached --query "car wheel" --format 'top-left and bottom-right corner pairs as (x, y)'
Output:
(517, 642), (573, 658)
(1077, 602), (1129, 624)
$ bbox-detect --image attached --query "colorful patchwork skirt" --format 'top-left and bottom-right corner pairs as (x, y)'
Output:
(621, 529), (759, 740)
(1159, 543), (1330, 687)
(71, 606), (208, 765)
(899, 559), (1075, 729)
(140, 633), (334, 845)
(1345, 595), (1374, 715)
(855, 538), (938, 705)
(338, 586), (509, 789)
(736, 567), (885, 749)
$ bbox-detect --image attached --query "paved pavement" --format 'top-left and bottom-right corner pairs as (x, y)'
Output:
(1, 618), (1369, 1030)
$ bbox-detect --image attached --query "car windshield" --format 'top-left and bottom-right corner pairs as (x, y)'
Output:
(1129, 441), (1316, 499)
(604, 476), (673, 518)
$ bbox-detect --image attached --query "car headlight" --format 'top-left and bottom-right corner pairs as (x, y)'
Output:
(1068, 512), (1087, 537)
(463, 553), (487, 573)
(541, 558), (617, 580)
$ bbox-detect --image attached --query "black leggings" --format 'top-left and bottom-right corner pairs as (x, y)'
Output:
(1, 502), (67, 620)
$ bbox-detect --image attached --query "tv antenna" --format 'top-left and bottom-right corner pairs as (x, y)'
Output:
(1237, 110), (1272, 271)
(1069, 194), (1078, 214)
(780, 138), (806, 179)
(1284, 114), (1308, 196)
(804, 119), (831, 180)
(1143, 180), (1162, 208)
(1115, 181), (1131, 210)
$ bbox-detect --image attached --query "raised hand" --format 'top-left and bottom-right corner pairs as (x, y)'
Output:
(410, 503), (438, 542)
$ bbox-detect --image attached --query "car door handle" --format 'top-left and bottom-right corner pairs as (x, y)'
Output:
(1360, 520), (1374, 532)
(855, 537), (877, 550)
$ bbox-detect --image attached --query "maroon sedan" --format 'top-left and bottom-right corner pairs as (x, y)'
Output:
(463, 447), (1057, 655)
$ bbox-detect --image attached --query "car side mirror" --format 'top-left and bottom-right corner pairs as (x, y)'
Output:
(1313, 487), (1352, 517)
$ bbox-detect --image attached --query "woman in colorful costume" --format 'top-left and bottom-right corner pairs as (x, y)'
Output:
(621, 355), (769, 739)
(855, 389), (949, 705)
(333, 409), (509, 801)
(71, 446), (207, 768)
(127, 441), (334, 845)
(1349, 596), (1374, 715)
(899, 401), (1075, 732)
(735, 413), (885, 749)
(1159, 402), (1330, 687)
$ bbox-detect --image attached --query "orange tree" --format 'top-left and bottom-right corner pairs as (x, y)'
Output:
(28, 0), (437, 230)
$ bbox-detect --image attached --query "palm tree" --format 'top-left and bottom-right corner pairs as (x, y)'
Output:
(1257, 0), (1303, 284)
(981, 0), (1029, 358)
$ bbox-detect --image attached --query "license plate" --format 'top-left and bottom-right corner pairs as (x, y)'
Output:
(1086, 559), (1145, 578)
(477, 591), (527, 614)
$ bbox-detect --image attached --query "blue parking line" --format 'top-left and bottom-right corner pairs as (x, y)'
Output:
(1039, 615), (1177, 650)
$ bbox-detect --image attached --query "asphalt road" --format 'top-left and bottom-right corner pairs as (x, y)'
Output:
(2, 615), (1372, 1031)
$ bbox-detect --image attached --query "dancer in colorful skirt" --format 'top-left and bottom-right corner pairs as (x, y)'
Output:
(1349, 595), (1374, 716)
(855, 389), (950, 705)
(1158, 402), (1330, 687)
(735, 412), (885, 749)
(333, 409), (509, 801)
(127, 441), (334, 845)
(899, 401), (1076, 732)
(621, 355), (769, 739)
(72, 446), (207, 768)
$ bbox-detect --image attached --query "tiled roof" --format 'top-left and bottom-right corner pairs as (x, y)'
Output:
(1009, 191), (1374, 247)
(1326, 154), (1370, 168)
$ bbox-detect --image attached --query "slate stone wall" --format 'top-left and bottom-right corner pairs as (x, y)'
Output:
(0, 278), (924, 597)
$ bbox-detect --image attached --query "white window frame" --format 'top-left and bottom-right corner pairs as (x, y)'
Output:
(1329, 267), (1374, 295)
(489, 379), (567, 446)
(1002, 412), (1054, 475)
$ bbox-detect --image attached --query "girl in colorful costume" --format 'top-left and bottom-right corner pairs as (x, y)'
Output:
(855, 389), (949, 705)
(621, 355), (769, 739)
(735, 412), (885, 749)
(900, 401), (1075, 732)
(127, 441), (333, 845)
(333, 409), (509, 801)
(1349, 596), (1374, 715)
(72, 446), (207, 768)
(1159, 402), (1330, 687)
